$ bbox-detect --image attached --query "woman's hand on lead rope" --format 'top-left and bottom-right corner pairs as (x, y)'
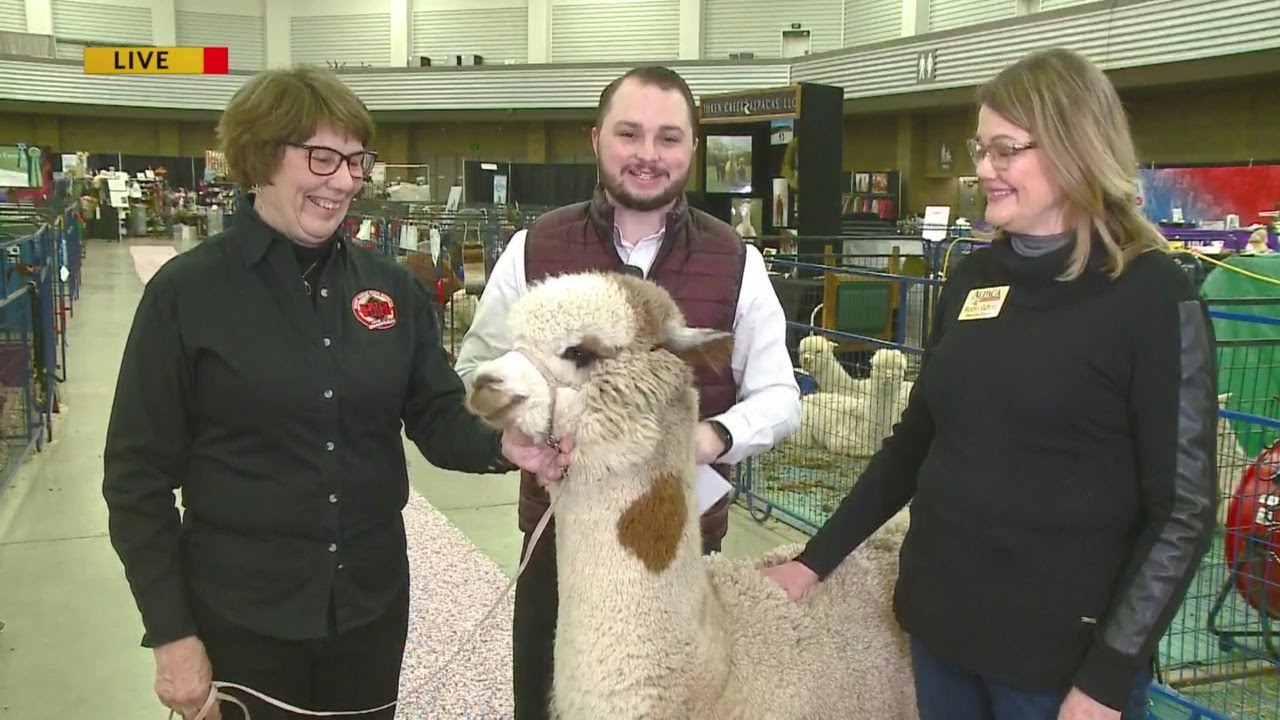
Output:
(500, 428), (574, 488)
(153, 635), (220, 719)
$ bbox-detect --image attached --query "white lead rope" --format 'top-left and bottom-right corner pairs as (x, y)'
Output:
(171, 495), (560, 720)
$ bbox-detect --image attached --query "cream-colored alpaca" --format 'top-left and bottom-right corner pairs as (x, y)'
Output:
(797, 335), (860, 395)
(798, 335), (915, 402)
(467, 271), (917, 720)
(792, 348), (911, 458)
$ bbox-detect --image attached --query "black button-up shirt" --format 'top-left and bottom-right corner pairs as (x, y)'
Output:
(103, 200), (510, 647)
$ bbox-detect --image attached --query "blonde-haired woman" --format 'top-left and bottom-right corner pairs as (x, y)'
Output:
(764, 48), (1217, 720)
(103, 65), (569, 720)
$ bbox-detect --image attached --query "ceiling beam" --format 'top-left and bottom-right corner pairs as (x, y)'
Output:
(3, 52), (1276, 124)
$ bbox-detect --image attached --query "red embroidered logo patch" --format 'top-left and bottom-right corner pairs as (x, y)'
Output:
(352, 289), (397, 330)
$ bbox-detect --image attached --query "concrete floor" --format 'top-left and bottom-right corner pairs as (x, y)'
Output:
(0, 237), (807, 718)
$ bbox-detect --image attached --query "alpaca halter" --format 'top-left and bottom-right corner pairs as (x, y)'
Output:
(515, 345), (566, 447)
(172, 348), (567, 719)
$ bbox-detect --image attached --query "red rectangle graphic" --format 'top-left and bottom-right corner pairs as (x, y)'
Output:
(203, 47), (229, 74)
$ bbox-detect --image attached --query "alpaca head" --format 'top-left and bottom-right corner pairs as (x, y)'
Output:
(798, 335), (836, 373)
(466, 271), (733, 461)
(798, 334), (835, 362)
(870, 348), (908, 381)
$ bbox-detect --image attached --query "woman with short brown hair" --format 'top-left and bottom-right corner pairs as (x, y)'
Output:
(103, 65), (568, 720)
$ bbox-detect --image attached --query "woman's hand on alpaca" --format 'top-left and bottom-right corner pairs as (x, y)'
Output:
(501, 429), (574, 487)
(1057, 688), (1120, 720)
(761, 560), (820, 601)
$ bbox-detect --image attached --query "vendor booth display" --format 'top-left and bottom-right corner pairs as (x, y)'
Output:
(695, 82), (844, 257)
(462, 160), (596, 208)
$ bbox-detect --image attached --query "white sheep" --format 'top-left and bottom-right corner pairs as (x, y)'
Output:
(466, 271), (917, 720)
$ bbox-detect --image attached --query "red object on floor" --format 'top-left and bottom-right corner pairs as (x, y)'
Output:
(1224, 439), (1280, 619)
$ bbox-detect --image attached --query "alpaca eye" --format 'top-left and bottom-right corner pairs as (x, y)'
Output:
(561, 344), (597, 368)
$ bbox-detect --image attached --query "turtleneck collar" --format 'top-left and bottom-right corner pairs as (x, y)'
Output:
(1009, 229), (1074, 258)
(989, 234), (1074, 284)
(984, 232), (1115, 309)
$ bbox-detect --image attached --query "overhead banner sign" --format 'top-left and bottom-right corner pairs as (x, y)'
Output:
(699, 86), (801, 124)
(83, 47), (230, 75)
(1138, 164), (1280, 227)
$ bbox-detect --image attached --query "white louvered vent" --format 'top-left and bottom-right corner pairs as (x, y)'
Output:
(928, 0), (1016, 32)
(843, 0), (902, 47)
(704, 0), (843, 60)
(55, 41), (86, 60)
(412, 6), (529, 66)
(4, 0), (1278, 111)
(0, 0), (27, 33)
(291, 14), (391, 68)
(795, 0), (1275, 101)
(176, 11), (265, 71)
(0, 54), (791, 110)
(1040, 0), (1095, 9)
(550, 1), (679, 63)
(52, 0), (153, 46)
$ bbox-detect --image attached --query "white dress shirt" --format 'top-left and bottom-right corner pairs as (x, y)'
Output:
(454, 226), (801, 467)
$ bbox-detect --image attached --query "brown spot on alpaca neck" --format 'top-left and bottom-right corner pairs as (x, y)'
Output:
(616, 471), (687, 572)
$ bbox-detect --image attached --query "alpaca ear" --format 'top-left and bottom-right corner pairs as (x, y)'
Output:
(661, 325), (734, 371)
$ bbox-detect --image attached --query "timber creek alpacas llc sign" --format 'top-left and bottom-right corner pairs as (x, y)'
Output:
(700, 88), (800, 122)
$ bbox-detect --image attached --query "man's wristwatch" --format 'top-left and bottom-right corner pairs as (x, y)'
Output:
(707, 420), (733, 460)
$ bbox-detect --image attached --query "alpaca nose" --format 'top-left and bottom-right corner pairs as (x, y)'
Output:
(467, 370), (526, 425)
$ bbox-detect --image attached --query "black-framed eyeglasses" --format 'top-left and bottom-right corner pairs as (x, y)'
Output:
(967, 138), (1036, 171)
(289, 142), (378, 179)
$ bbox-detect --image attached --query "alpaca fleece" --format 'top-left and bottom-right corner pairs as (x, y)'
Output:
(466, 271), (918, 719)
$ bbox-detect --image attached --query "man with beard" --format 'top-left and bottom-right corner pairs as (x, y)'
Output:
(453, 65), (800, 720)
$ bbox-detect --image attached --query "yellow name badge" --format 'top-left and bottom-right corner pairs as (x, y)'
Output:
(957, 285), (1010, 321)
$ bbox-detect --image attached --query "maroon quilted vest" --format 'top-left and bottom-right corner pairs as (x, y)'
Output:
(518, 187), (746, 545)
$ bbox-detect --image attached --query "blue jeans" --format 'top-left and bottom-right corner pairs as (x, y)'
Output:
(912, 638), (1152, 720)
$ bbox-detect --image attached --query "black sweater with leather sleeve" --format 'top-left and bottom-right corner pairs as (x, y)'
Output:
(795, 239), (1218, 710)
